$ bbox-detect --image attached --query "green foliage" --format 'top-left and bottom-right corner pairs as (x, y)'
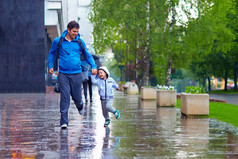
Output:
(185, 86), (205, 94)
(119, 81), (126, 84)
(89, 0), (237, 88)
(143, 85), (154, 88)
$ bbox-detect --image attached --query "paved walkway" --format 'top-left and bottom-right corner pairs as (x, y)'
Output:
(0, 86), (238, 158)
(209, 93), (238, 105)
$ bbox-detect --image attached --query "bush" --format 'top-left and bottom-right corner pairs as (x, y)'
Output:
(185, 86), (205, 94)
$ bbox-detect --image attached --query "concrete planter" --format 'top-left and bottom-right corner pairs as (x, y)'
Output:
(141, 87), (156, 100)
(123, 82), (139, 95)
(180, 93), (209, 116)
(156, 90), (177, 106)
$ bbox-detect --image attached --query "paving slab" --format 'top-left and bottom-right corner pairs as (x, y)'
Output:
(0, 86), (238, 158)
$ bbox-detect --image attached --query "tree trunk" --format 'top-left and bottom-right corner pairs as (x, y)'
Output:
(126, 41), (129, 81)
(142, 47), (150, 86)
(207, 77), (211, 91)
(165, 58), (172, 86)
(202, 77), (206, 88)
(234, 61), (238, 91)
(165, 2), (176, 86)
(225, 70), (228, 91)
(142, 1), (150, 86)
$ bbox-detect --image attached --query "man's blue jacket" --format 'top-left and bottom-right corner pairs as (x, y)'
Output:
(48, 30), (97, 74)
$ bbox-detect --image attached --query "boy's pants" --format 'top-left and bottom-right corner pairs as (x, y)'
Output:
(101, 99), (116, 120)
(58, 72), (83, 126)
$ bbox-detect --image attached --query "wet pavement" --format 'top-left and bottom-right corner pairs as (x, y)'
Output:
(0, 86), (238, 158)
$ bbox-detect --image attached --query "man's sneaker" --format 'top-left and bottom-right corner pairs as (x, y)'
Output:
(61, 124), (67, 129)
(114, 110), (120, 119)
(79, 108), (84, 115)
(104, 119), (110, 127)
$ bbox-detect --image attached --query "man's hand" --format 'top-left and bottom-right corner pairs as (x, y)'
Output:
(91, 69), (97, 75)
(49, 68), (54, 74)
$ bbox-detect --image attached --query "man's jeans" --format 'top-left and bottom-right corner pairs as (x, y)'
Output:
(58, 72), (83, 126)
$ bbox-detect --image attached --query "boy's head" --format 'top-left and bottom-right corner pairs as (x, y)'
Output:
(98, 69), (108, 79)
(98, 66), (110, 80)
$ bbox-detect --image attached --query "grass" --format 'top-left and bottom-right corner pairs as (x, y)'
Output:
(207, 89), (238, 94)
(176, 99), (238, 127)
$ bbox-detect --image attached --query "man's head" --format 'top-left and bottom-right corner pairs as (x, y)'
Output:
(67, 21), (79, 40)
(67, 20), (79, 30)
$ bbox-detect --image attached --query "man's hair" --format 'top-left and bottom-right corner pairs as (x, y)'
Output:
(67, 20), (80, 30)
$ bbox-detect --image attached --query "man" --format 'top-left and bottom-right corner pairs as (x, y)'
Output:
(48, 20), (97, 129)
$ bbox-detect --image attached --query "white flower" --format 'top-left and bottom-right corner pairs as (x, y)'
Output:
(157, 84), (175, 90)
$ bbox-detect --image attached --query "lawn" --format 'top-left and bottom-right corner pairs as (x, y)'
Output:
(176, 99), (238, 127)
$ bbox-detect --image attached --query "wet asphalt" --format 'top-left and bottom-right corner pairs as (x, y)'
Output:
(0, 86), (238, 159)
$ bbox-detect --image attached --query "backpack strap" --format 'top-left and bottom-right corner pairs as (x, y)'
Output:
(54, 36), (88, 61)
(55, 36), (64, 60)
(77, 38), (88, 61)
(53, 36), (64, 71)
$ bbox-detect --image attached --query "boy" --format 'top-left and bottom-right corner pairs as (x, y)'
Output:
(91, 66), (120, 127)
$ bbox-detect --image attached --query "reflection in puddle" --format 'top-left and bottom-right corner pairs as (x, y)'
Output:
(60, 129), (69, 159)
(140, 100), (157, 110)
(226, 133), (238, 158)
(157, 107), (177, 129)
(176, 118), (209, 158)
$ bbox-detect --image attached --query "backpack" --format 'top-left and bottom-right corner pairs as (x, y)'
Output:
(55, 36), (88, 61)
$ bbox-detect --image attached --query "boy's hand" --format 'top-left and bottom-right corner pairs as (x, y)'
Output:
(91, 69), (97, 75)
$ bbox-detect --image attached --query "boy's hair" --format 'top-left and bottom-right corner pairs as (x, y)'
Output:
(67, 20), (80, 30)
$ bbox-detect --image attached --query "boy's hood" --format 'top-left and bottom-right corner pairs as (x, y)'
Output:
(99, 66), (110, 77)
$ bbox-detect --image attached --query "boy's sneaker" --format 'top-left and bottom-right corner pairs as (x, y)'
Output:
(78, 107), (84, 115)
(104, 119), (110, 127)
(61, 124), (67, 129)
(114, 110), (120, 119)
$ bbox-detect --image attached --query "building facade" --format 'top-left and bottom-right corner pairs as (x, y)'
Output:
(0, 0), (46, 92)
(0, 0), (92, 92)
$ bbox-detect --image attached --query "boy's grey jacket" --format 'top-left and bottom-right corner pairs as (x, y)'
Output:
(91, 66), (118, 100)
